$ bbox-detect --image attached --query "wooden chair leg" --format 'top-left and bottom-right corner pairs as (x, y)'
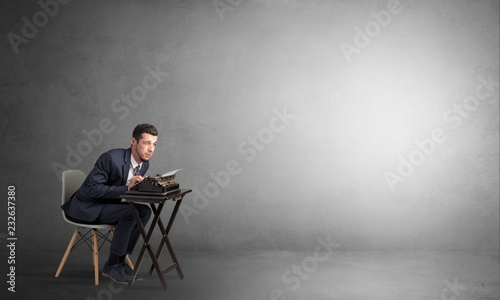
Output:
(125, 255), (134, 270)
(55, 228), (80, 277)
(92, 229), (99, 285)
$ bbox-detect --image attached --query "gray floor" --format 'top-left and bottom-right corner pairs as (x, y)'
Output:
(2, 249), (499, 300)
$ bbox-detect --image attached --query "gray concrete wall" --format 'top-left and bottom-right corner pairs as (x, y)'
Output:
(1, 0), (498, 252)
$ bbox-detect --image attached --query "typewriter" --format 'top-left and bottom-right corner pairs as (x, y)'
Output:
(127, 173), (180, 196)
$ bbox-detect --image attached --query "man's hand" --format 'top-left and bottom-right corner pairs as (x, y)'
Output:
(127, 175), (145, 191)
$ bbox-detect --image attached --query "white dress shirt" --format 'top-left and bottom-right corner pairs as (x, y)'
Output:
(126, 155), (142, 185)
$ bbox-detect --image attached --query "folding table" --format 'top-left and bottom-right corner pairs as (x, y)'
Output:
(120, 189), (192, 289)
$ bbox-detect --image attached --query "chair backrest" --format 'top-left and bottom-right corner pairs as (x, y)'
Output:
(61, 170), (86, 205)
(60, 170), (112, 229)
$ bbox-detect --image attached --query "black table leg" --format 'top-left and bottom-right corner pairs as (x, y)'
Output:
(148, 197), (184, 279)
(128, 202), (169, 289)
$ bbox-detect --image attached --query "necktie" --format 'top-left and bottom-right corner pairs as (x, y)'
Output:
(134, 166), (140, 176)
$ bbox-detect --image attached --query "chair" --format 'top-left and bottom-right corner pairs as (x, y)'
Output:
(55, 170), (134, 285)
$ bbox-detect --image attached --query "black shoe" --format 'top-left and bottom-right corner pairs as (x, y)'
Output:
(121, 263), (143, 281)
(102, 263), (130, 284)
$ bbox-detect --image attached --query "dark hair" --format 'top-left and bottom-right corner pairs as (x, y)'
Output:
(132, 123), (158, 142)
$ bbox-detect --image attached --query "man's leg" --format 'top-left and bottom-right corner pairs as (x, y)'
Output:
(97, 203), (151, 257)
(126, 204), (152, 255)
(96, 203), (151, 283)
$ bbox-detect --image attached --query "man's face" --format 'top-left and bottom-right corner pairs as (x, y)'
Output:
(131, 133), (158, 163)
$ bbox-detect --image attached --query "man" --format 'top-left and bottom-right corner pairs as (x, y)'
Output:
(62, 123), (158, 284)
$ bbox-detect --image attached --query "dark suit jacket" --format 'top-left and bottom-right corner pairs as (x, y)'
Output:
(61, 147), (149, 222)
